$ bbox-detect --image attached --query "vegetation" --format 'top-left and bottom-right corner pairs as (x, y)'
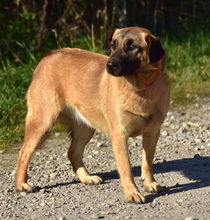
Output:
(0, 0), (210, 150)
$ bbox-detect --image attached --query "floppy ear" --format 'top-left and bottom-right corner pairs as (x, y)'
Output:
(103, 29), (116, 55)
(145, 35), (165, 64)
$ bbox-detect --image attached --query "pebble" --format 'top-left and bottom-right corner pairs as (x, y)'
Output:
(185, 217), (198, 220)
(40, 202), (45, 207)
(90, 214), (101, 219)
(100, 210), (116, 215)
(97, 142), (108, 148)
(162, 131), (168, 137)
(35, 151), (41, 156)
(20, 192), (27, 197)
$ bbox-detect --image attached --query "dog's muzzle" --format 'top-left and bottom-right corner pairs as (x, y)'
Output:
(106, 56), (140, 77)
(107, 61), (118, 75)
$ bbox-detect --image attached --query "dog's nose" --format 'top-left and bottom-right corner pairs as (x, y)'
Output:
(107, 62), (118, 74)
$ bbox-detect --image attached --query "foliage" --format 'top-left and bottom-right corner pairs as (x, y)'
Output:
(0, 0), (210, 149)
(1, 0), (210, 64)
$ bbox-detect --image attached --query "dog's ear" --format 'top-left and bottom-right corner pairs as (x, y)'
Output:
(145, 35), (165, 64)
(103, 29), (116, 55)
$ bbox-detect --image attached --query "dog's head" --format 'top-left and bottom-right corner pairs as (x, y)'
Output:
(103, 27), (165, 77)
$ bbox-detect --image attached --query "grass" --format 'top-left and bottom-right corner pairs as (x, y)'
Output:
(161, 31), (210, 105)
(0, 31), (210, 152)
(0, 64), (34, 152)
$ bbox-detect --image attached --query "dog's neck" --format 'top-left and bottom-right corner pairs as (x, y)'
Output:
(145, 80), (156, 88)
(122, 69), (159, 91)
(145, 70), (167, 87)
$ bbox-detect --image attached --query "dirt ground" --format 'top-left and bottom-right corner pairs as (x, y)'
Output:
(0, 96), (210, 220)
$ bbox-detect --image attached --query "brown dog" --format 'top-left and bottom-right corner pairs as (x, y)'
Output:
(16, 27), (170, 204)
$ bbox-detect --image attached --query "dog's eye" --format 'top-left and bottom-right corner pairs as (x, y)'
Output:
(129, 44), (137, 51)
(110, 40), (118, 50)
(111, 42), (117, 50)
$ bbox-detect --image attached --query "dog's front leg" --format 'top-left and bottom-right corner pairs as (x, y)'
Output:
(111, 132), (145, 204)
(141, 129), (163, 193)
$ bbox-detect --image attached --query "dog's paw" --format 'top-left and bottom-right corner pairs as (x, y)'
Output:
(16, 182), (33, 193)
(82, 175), (103, 185)
(125, 189), (146, 204)
(143, 181), (163, 194)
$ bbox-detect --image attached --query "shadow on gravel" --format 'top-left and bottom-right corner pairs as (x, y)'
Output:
(141, 154), (210, 203)
(100, 154), (210, 203)
(33, 182), (73, 193)
(154, 154), (210, 186)
(33, 154), (210, 204)
(33, 179), (85, 193)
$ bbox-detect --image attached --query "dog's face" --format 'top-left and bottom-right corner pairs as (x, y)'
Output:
(103, 27), (165, 77)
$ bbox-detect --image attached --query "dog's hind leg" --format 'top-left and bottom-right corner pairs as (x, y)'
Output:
(68, 124), (102, 185)
(16, 103), (58, 192)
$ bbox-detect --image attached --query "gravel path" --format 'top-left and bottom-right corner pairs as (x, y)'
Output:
(0, 96), (210, 220)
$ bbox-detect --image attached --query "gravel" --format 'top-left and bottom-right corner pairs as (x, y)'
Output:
(0, 96), (210, 219)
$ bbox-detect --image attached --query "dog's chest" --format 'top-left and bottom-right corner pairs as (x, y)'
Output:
(120, 107), (164, 137)
(118, 89), (153, 115)
(117, 92), (162, 137)
(123, 112), (150, 137)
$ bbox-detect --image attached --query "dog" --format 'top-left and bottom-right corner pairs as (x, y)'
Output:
(16, 27), (170, 204)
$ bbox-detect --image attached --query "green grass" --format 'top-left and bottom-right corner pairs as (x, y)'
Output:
(161, 31), (210, 105)
(0, 31), (210, 152)
(0, 64), (35, 151)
